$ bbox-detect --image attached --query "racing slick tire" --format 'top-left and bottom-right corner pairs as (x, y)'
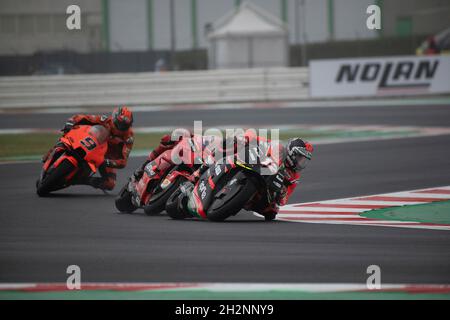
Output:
(36, 159), (75, 197)
(207, 171), (257, 222)
(115, 183), (137, 214)
(143, 176), (184, 216)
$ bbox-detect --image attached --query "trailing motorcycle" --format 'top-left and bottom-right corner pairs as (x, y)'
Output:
(115, 135), (210, 215)
(36, 125), (109, 196)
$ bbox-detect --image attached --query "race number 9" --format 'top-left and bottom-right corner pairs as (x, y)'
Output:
(80, 137), (97, 150)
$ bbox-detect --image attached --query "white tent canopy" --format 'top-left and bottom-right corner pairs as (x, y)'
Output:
(208, 1), (289, 69)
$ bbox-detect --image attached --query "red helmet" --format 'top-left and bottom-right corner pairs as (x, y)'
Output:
(112, 106), (133, 131)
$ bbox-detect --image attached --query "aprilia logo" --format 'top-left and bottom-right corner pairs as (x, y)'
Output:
(336, 59), (439, 89)
(199, 181), (207, 200)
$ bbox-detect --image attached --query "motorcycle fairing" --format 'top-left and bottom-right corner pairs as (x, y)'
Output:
(188, 161), (237, 219)
(42, 126), (107, 183)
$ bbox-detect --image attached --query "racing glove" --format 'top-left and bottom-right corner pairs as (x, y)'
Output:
(133, 167), (144, 180)
(61, 121), (75, 133)
(268, 171), (285, 203)
(104, 159), (117, 168)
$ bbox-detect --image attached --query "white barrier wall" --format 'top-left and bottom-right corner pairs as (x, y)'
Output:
(0, 67), (309, 109)
(310, 55), (450, 98)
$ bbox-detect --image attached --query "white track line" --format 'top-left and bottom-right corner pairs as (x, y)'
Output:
(383, 191), (450, 199)
(277, 214), (365, 219)
(310, 200), (424, 206)
(281, 207), (366, 213)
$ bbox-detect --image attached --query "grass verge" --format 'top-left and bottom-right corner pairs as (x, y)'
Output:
(0, 130), (331, 160)
(0, 132), (164, 160)
(0, 127), (420, 161)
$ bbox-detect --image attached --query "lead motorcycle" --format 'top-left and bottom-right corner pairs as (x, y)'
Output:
(115, 135), (212, 215)
(36, 125), (109, 197)
(165, 142), (281, 222)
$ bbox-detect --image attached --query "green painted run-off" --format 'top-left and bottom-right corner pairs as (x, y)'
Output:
(361, 200), (450, 225)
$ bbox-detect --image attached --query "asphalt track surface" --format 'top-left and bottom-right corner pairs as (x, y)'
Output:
(1, 105), (450, 284)
(2, 104), (450, 129)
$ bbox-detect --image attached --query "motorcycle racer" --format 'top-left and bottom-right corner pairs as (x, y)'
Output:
(146, 129), (313, 220)
(133, 129), (233, 180)
(44, 106), (134, 190)
(201, 135), (312, 220)
(245, 137), (314, 220)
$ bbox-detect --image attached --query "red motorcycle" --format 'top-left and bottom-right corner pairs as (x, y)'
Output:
(115, 135), (213, 215)
(36, 125), (109, 197)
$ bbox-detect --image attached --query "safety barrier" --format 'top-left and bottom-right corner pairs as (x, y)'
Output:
(0, 67), (309, 109)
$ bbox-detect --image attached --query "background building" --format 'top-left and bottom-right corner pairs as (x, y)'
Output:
(0, 0), (448, 74)
(208, 2), (289, 69)
(0, 0), (103, 55)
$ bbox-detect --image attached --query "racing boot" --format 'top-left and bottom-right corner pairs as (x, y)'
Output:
(88, 177), (115, 191)
(178, 181), (194, 217)
(85, 164), (116, 191)
(86, 177), (105, 189)
(73, 176), (113, 192)
(166, 181), (194, 219)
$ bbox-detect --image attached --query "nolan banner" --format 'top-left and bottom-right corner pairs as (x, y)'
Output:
(310, 55), (450, 98)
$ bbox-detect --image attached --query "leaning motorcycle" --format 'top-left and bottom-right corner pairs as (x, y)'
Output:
(115, 135), (208, 215)
(166, 142), (281, 222)
(36, 125), (109, 197)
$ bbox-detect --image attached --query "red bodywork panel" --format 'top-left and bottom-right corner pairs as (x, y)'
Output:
(133, 136), (207, 206)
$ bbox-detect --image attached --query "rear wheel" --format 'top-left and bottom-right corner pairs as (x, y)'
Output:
(115, 183), (137, 213)
(36, 159), (75, 197)
(144, 176), (184, 215)
(207, 171), (257, 222)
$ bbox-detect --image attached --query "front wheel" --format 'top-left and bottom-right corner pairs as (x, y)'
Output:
(36, 159), (75, 197)
(115, 183), (137, 213)
(207, 172), (257, 222)
(143, 176), (184, 215)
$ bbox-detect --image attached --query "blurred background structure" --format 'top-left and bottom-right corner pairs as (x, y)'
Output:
(0, 0), (449, 75)
(207, 2), (288, 69)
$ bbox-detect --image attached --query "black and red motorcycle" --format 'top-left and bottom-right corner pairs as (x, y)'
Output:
(166, 142), (281, 222)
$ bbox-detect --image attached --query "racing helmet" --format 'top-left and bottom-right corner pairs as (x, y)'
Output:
(112, 106), (133, 131)
(285, 138), (313, 171)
